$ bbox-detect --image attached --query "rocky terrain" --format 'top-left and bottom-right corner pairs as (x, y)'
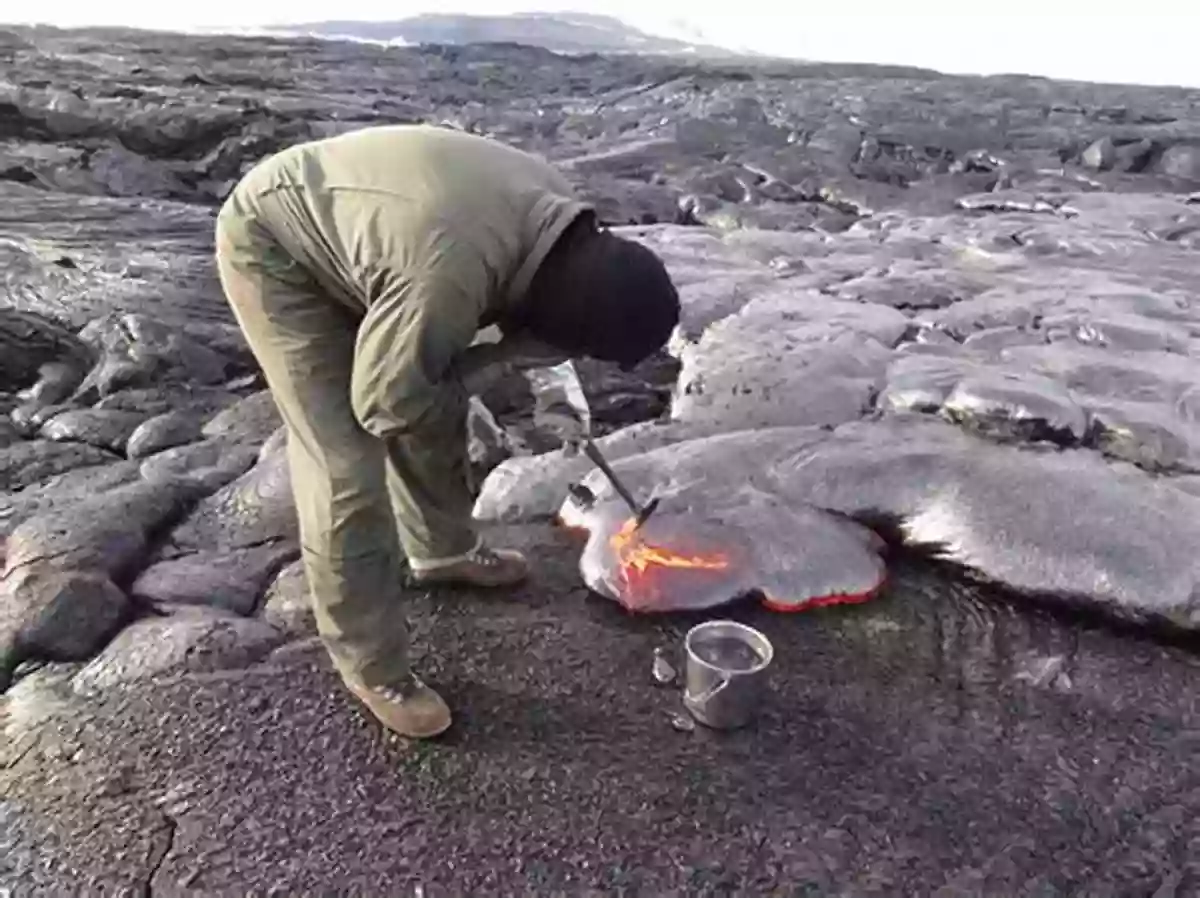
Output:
(4, 21), (1200, 895)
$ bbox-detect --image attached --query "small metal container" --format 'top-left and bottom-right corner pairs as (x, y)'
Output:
(682, 620), (774, 730)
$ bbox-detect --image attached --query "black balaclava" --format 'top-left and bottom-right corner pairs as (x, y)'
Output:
(515, 213), (681, 369)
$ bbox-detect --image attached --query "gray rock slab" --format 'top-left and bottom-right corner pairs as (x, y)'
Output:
(0, 459), (143, 539)
(574, 488), (886, 613)
(137, 436), (259, 485)
(0, 438), (116, 492)
(672, 323), (892, 431)
(879, 352), (979, 414)
(260, 559), (313, 632)
(73, 311), (236, 398)
(70, 606), (286, 694)
(91, 386), (240, 424)
(473, 418), (729, 523)
(130, 544), (299, 616)
(159, 446), (297, 556)
(200, 389), (283, 445)
(941, 370), (1090, 445)
(2, 478), (203, 579)
(40, 407), (148, 453)
(125, 409), (207, 458)
(0, 569), (129, 692)
(559, 416), (1200, 629)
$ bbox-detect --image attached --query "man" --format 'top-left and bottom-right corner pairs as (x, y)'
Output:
(214, 124), (680, 739)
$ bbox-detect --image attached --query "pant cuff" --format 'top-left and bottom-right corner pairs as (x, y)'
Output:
(408, 535), (484, 573)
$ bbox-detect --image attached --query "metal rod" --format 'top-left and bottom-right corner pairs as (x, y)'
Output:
(581, 440), (642, 515)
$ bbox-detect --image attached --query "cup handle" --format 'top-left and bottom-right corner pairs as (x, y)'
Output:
(686, 675), (730, 705)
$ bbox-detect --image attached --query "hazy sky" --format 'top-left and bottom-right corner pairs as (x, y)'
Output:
(5, 1), (1199, 88)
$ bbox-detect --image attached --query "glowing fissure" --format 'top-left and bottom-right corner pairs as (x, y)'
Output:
(608, 516), (731, 590)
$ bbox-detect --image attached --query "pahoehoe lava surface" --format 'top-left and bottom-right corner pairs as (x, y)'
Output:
(4, 21), (1200, 894)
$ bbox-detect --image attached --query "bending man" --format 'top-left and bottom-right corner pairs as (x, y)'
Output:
(214, 124), (680, 739)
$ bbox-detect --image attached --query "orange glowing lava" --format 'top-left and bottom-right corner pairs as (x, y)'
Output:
(608, 516), (731, 590)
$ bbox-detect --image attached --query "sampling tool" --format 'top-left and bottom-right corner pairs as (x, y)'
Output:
(577, 439), (660, 529)
(525, 360), (660, 531)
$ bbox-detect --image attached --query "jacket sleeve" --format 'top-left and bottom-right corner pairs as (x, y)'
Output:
(349, 229), (490, 440)
(455, 333), (571, 396)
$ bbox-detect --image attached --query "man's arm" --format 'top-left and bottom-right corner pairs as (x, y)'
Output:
(455, 333), (572, 396)
(349, 233), (489, 440)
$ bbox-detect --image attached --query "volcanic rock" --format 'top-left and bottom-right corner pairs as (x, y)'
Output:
(0, 308), (92, 391)
(2, 478), (202, 577)
(200, 389), (283, 444)
(130, 544), (298, 615)
(125, 409), (209, 457)
(176, 445), (289, 535)
(0, 569), (129, 692)
(0, 438), (116, 492)
(71, 606), (285, 693)
(3, 23), (1199, 649)
(39, 407), (148, 453)
(4, 21), (1200, 894)
(259, 559), (313, 632)
(573, 487), (887, 613)
(543, 416), (1200, 628)
(0, 459), (144, 539)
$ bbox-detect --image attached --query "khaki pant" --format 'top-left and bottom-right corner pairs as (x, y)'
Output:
(213, 194), (478, 688)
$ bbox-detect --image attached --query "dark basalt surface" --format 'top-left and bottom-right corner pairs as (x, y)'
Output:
(3, 22), (1200, 894)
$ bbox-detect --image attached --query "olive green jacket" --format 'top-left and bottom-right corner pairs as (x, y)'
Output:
(228, 123), (591, 438)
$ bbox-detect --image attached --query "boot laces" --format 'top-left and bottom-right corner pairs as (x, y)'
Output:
(372, 677), (423, 704)
(470, 546), (504, 567)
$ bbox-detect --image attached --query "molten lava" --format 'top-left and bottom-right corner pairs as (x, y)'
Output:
(608, 516), (732, 594)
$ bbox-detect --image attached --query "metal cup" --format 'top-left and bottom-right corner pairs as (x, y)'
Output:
(682, 620), (774, 730)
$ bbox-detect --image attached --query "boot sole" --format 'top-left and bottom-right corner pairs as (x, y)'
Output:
(409, 572), (529, 589)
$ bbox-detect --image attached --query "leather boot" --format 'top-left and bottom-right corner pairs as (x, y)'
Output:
(409, 544), (529, 589)
(344, 674), (452, 739)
